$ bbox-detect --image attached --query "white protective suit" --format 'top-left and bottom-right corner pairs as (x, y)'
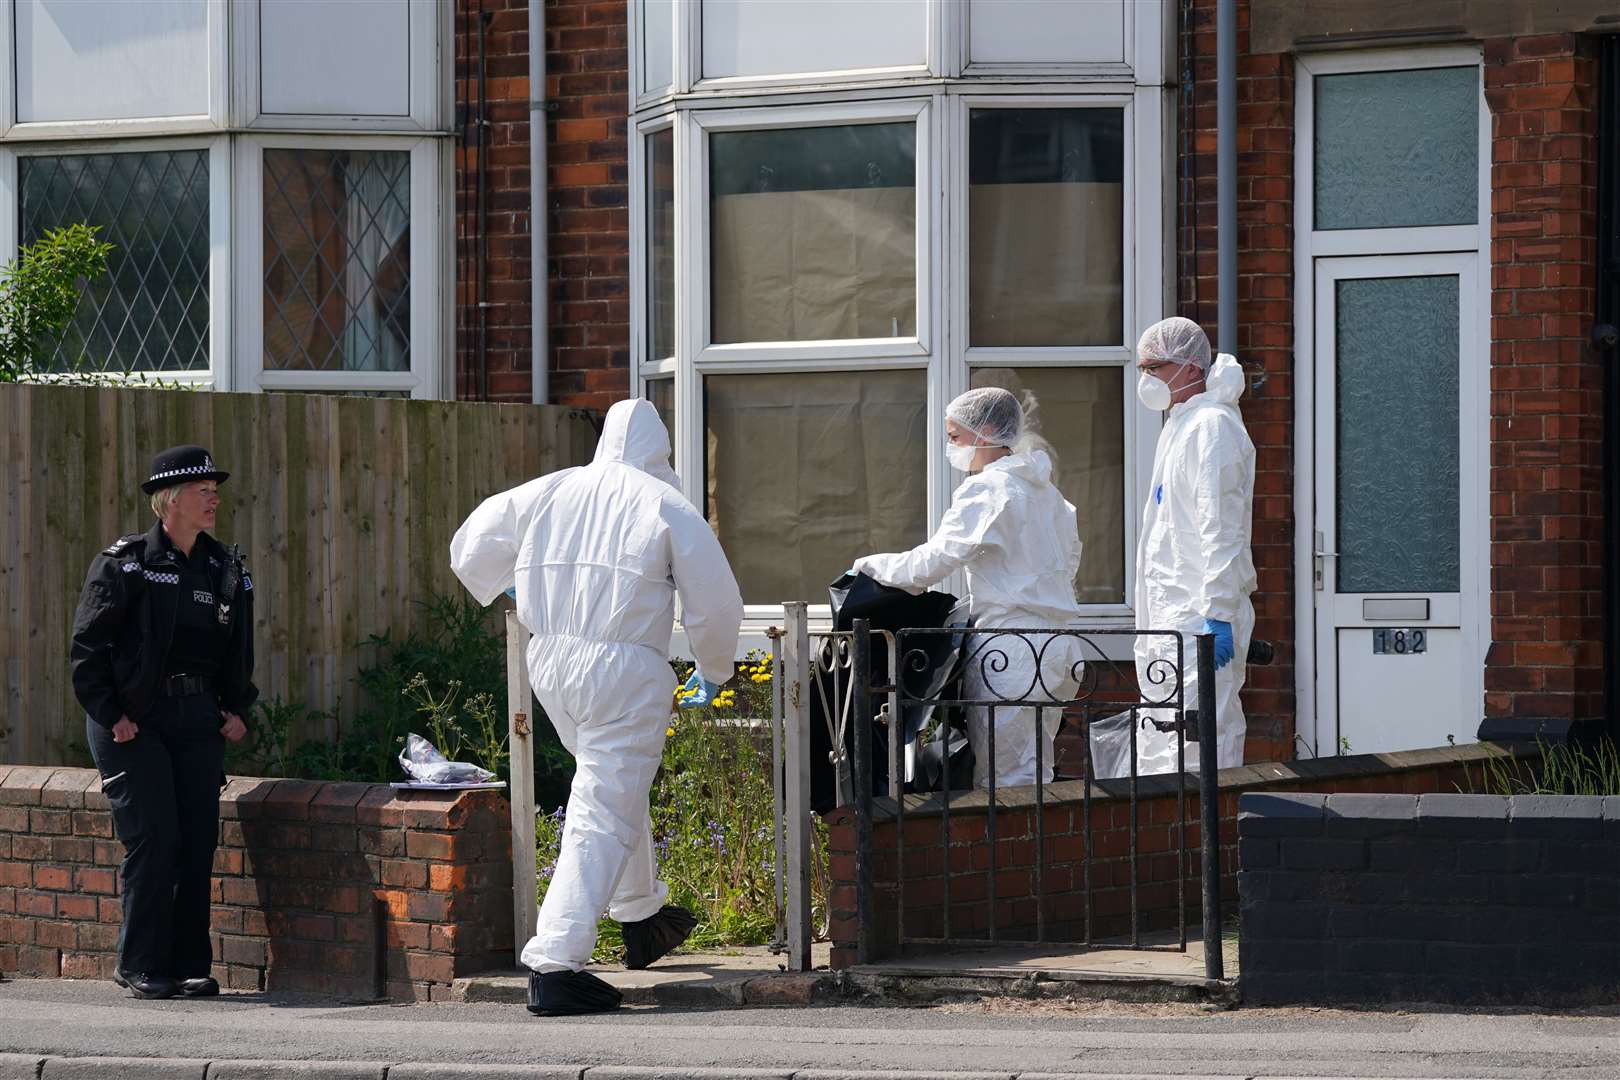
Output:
(449, 399), (743, 973)
(1133, 353), (1257, 775)
(854, 450), (1084, 789)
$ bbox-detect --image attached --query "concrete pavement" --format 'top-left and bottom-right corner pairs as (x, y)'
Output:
(2, 977), (1619, 1079)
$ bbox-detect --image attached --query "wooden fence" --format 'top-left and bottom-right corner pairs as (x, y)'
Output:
(0, 383), (599, 765)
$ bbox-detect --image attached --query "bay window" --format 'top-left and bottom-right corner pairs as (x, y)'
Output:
(631, 0), (1167, 632)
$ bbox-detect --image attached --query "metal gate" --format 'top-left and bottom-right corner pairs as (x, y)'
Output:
(769, 602), (1225, 980)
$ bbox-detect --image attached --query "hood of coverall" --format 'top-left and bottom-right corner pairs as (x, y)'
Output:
(1195, 353), (1245, 408)
(595, 398), (680, 488)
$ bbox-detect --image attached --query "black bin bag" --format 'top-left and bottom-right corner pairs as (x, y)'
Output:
(808, 573), (960, 813)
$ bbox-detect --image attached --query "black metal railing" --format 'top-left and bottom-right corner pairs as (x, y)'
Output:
(841, 619), (1223, 980)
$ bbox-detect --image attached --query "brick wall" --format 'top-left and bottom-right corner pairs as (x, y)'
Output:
(1239, 791), (1620, 1005)
(454, 0), (630, 409)
(1179, 0), (1296, 764)
(1481, 34), (1605, 725)
(0, 766), (513, 1002)
(825, 745), (1511, 970)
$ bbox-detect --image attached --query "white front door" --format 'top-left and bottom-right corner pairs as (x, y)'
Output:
(1311, 253), (1485, 755)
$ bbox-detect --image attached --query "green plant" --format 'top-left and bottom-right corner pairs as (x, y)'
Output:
(0, 224), (111, 382)
(534, 651), (831, 959)
(402, 674), (508, 778)
(1464, 737), (1620, 797)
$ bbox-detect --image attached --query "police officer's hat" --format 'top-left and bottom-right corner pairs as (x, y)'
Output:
(141, 444), (230, 494)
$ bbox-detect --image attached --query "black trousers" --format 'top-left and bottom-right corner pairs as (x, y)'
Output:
(85, 695), (225, 977)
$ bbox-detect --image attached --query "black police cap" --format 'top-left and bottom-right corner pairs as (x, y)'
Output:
(142, 445), (229, 495)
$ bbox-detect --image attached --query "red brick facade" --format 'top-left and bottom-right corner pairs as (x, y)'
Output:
(454, 0), (630, 409)
(1481, 34), (1605, 725)
(1180, 0), (1297, 763)
(0, 766), (512, 1001)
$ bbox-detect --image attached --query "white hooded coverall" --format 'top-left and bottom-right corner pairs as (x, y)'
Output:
(854, 450), (1084, 789)
(1133, 353), (1257, 775)
(450, 399), (744, 973)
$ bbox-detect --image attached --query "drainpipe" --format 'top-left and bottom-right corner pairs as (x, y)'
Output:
(1216, 0), (1236, 354)
(529, 0), (549, 406)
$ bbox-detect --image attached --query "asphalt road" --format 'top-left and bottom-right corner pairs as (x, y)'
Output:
(1, 979), (1618, 1079)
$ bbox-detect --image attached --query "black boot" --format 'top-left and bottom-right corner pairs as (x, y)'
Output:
(180, 976), (219, 997)
(113, 970), (179, 1000)
(622, 905), (698, 970)
(526, 970), (623, 1017)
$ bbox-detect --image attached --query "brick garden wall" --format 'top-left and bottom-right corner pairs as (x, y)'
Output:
(825, 745), (1514, 970)
(0, 766), (513, 1002)
(1481, 34), (1605, 726)
(454, 0), (631, 409)
(1239, 790), (1620, 1005)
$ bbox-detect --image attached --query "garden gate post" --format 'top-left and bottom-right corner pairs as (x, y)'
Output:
(506, 610), (538, 966)
(782, 601), (814, 971)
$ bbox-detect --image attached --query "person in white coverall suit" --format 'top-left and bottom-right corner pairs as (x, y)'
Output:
(853, 387), (1084, 791)
(1131, 317), (1257, 776)
(449, 399), (743, 1016)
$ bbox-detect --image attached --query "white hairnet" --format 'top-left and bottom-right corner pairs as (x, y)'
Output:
(947, 386), (1024, 448)
(1137, 317), (1212, 371)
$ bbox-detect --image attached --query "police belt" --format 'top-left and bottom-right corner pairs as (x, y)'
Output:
(159, 674), (215, 698)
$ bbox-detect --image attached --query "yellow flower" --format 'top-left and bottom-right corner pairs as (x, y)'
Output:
(666, 726), (675, 737)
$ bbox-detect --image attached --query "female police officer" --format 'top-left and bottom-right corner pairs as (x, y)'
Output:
(70, 445), (256, 1000)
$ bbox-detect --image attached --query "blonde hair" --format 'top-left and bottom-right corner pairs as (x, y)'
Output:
(150, 485), (180, 520)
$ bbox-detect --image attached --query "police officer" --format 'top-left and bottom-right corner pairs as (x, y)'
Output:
(70, 445), (257, 1000)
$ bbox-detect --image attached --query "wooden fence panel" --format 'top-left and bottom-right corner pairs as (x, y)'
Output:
(0, 383), (598, 765)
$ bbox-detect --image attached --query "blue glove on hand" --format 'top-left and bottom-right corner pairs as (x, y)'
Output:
(503, 587), (517, 601)
(1202, 619), (1235, 670)
(678, 670), (723, 709)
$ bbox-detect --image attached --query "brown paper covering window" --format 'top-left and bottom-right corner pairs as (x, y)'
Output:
(711, 187), (916, 344)
(705, 370), (928, 604)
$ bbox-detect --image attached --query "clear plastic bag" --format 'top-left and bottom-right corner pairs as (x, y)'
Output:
(398, 732), (496, 785)
(1087, 710), (1136, 781)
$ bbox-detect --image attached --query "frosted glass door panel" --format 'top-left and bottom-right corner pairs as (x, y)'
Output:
(261, 0), (410, 116)
(701, 0), (926, 80)
(1314, 66), (1478, 230)
(1335, 275), (1460, 594)
(968, 0), (1125, 65)
(16, 0), (209, 122)
(641, 0), (675, 93)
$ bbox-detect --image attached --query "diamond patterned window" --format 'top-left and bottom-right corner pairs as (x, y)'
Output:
(263, 149), (411, 372)
(19, 150), (210, 373)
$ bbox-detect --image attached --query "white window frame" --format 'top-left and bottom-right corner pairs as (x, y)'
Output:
(686, 0), (940, 95)
(230, 0), (445, 133)
(957, 0), (1147, 80)
(233, 133), (443, 397)
(0, 0), (231, 142)
(630, 111), (678, 371)
(950, 91), (1160, 622)
(0, 135), (232, 388)
(1291, 45), (1491, 758)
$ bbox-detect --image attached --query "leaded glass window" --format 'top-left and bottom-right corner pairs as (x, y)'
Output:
(263, 148), (411, 372)
(19, 149), (210, 373)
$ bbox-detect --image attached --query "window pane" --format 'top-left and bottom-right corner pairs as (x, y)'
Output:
(19, 150), (210, 372)
(711, 123), (916, 343)
(641, 0), (674, 92)
(1335, 275), (1460, 593)
(647, 376), (674, 439)
(970, 367), (1125, 604)
(705, 369), (927, 604)
(1315, 67), (1478, 231)
(263, 148), (411, 372)
(969, 109), (1124, 347)
(648, 129), (675, 360)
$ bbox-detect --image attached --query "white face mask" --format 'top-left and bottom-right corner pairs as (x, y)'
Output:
(1136, 371), (1172, 411)
(945, 441), (979, 472)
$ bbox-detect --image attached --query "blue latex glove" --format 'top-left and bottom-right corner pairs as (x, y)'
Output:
(503, 587), (517, 600)
(1202, 619), (1235, 670)
(678, 670), (723, 709)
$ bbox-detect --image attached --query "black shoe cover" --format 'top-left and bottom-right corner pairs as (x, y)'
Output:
(526, 969), (623, 1016)
(622, 904), (699, 970)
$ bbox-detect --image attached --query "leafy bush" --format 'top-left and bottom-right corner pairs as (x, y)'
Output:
(1464, 737), (1620, 797)
(225, 593), (572, 806)
(0, 224), (112, 383)
(535, 651), (830, 960)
